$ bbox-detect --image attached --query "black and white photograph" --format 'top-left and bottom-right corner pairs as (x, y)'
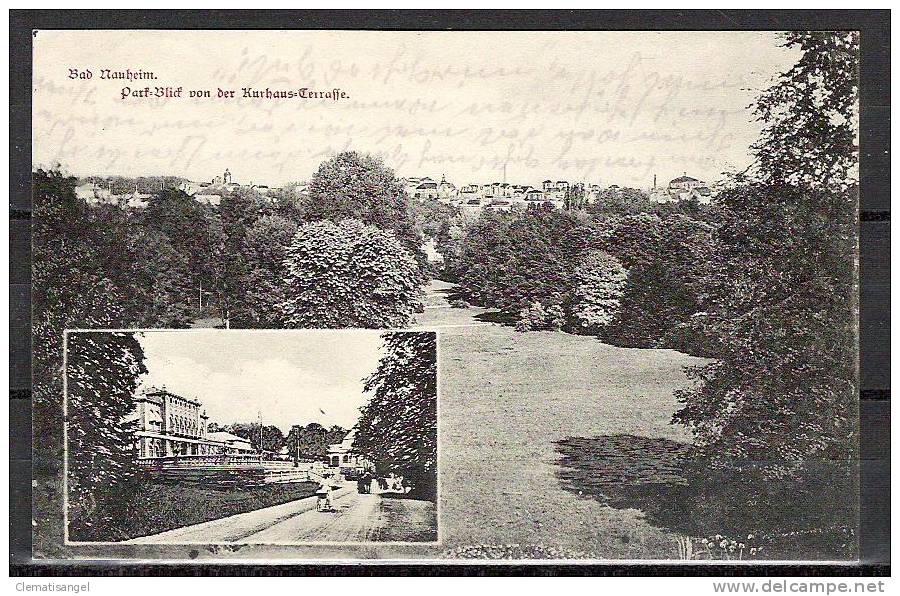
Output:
(64, 330), (439, 545)
(22, 22), (872, 567)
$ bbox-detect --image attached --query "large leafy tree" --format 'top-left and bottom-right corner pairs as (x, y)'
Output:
(673, 32), (858, 496)
(304, 151), (425, 266)
(569, 250), (628, 335)
(66, 332), (147, 541)
(142, 188), (220, 313)
(279, 219), (423, 328)
(230, 214), (298, 328)
(354, 332), (437, 499)
(31, 170), (161, 550)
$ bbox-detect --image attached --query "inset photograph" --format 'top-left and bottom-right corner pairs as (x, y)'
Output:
(64, 330), (438, 545)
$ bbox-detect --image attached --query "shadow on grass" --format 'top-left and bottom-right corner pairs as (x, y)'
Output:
(555, 435), (697, 534)
(473, 310), (518, 326)
(554, 435), (859, 558)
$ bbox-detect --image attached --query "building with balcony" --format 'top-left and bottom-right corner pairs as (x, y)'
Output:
(131, 387), (254, 459)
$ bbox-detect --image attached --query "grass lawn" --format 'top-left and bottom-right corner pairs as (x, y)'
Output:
(73, 479), (319, 542)
(417, 280), (709, 559)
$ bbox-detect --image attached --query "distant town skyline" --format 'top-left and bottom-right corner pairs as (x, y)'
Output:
(135, 330), (386, 433)
(34, 30), (799, 188)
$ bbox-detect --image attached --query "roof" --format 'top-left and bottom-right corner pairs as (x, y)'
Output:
(207, 431), (253, 444)
(416, 182), (438, 189)
(328, 429), (355, 453)
(670, 175), (700, 184)
(139, 388), (202, 407)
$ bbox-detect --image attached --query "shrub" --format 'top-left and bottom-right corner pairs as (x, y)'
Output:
(569, 250), (628, 335)
(516, 301), (565, 332)
(279, 219), (423, 328)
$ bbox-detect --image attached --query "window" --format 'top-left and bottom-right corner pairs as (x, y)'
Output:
(343, 455), (349, 463)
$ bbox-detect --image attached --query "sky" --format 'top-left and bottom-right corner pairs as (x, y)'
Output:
(33, 30), (800, 189)
(135, 330), (388, 433)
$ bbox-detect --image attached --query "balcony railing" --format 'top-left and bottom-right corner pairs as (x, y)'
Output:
(135, 453), (294, 468)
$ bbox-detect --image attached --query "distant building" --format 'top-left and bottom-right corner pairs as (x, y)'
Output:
(525, 189), (546, 202)
(649, 173), (714, 204)
(413, 180), (439, 200)
(194, 193), (222, 206)
(178, 181), (202, 196)
(326, 429), (370, 474)
(437, 174), (457, 201)
(668, 174), (705, 192)
(458, 184), (481, 202)
(123, 191), (152, 209)
(206, 431), (255, 454)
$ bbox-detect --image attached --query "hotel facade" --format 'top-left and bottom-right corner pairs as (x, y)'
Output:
(132, 388), (254, 459)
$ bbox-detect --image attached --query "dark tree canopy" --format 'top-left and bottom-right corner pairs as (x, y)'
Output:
(673, 32), (859, 482)
(66, 332), (147, 541)
(285, 423), (347, 460)
(220, 422), (285, 453)
(354, 333), (437, 499)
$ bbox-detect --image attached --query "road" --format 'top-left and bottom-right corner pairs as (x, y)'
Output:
(127, 484), (436, 544)
(245, 491), (383, 543)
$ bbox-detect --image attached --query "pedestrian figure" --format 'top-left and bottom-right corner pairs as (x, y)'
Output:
(316, 480), (333, 512)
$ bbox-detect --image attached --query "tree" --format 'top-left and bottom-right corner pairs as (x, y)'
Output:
(279, 219), (424, 328)
(563, 183), (587, 211)
(217, 189), (262, 323)
(65, 331), (147, 541)
(123, 223), (196, 327)
(672, 32), (859, 535)
(452, 206), (579, 317)
(410, 196), (460, 240)
(569, 250), (628, 335)
(230, 214), (298, 328)
(285, 423), (347, 461)
(354, 332), (437, 499)
(304, 151), (425, 266)
(592, 212), (715, 350)
(142, 188), (220, 314)
(32, 170), (167, 550)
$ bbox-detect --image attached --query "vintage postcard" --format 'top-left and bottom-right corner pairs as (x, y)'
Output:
(30, 29), (860, 563)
